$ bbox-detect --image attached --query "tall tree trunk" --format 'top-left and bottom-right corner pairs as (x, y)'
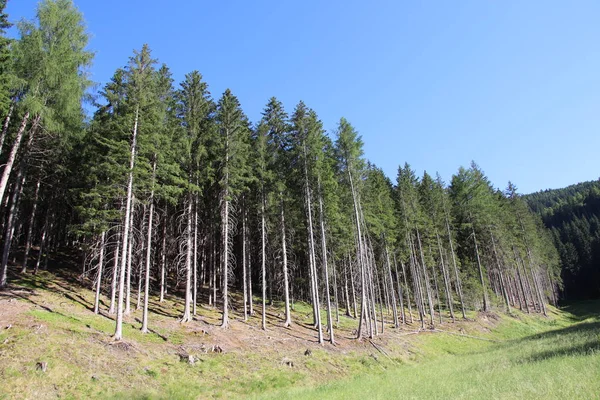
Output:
(159, 211), (167, 302)
(260, 191), (267, 330)
(343, 258), (352, 317)
(182, 196), (194, 323)
(436, 233), (455, 322)
(346, 162), (367, 339)
(125, 211), (134, 315)
(332, 257), (340, 324)
(280, 195), (291, 327)
(349, 257), (358, 318)
(242, 199), (248, 322)
(393, 255), (406, 324)
(0, 102), (14, 153)
(141, 159), (156, 333)
(114, 105), (139, 341)
(0, 112), (30, 208)
(317, 180), (334, 343)
(416, 229), (435, 326)
(94, 231), (107, 314)
(109, 230), (121, 314)
(400, 258), (414, 324)
(384, 245), (399, 328)
(247, 219), (253, 316)
(21, 175), (41, 273)
(303, 144), (322, 343)
(34, 214), (48, 274)
(471, 223), (489, 312)
(193, 194), (198, 316)
(0, 165), (26, 288)
(490, 229), (511, 314)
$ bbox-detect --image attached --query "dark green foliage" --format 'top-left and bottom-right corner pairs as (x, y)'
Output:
(0, 0), (12, 116)
(526, 180), (600, 299)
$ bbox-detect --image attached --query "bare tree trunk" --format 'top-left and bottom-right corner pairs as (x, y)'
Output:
(343, 258), (352, 317)
(490, 229), (511, 314)
(349, 257), (358, 318)
(317, 180), (334, 344)
(136, 205), (147, 311)
(436, 233), (455, 322)
(242, 199), (248, 322)
(471, 223), (489, 312)
(159, 212), (167, 302)
(346, 163), (367, 339)
(260, 191), (266, 330)
(125, 211), (134, 315)
(21, 176), (41, 273)
(444, 218), (466, 319)
(94, 231), (107, 314)
(280, 195), (291, 327)
(34, 215), (48, 274)
(303, 144), (322, 343)
(141, 160), (156, 332)
(384, 245), (399, 328)
(114, 105), (139, 341)
(332, 257), (340, 324)
(193, 195), (198, 316)
(0, 112), (30, 208)
(182, 196), (193, 323)
(0, 102), (14, 153)
(0, 166), (26, 288)
(109, 231), (121, 314)
(400, 258), (414, 324)
(416, 230), (435, 326)
(392, 254), (406, 324)
(514, 248), (530, 313)
(247, 221), (253, 316)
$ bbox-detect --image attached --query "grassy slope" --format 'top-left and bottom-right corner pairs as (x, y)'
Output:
(0, 268), (598, 400)
(257, 303), (600, 400)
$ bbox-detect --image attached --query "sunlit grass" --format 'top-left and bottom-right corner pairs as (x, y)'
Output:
(1, 269), (598, 399)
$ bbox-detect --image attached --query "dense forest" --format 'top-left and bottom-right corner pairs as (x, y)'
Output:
(0, 0), (563, 343)
(526, 180), (600, 300)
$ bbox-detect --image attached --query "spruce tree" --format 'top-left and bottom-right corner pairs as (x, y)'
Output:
(215, 89), (251, 328)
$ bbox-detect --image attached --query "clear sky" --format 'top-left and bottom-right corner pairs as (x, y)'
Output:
(6, 0), (600, 194)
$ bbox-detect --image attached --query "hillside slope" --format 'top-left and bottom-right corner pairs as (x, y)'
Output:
(526, 180), (600, 299)
(1, 270), (598, 399)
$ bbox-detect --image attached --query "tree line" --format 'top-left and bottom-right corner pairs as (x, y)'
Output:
(526, 180), (600, 300)
(0, 0), (561, 342)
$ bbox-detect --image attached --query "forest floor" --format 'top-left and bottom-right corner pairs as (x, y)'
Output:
(0, 261), (598, 399)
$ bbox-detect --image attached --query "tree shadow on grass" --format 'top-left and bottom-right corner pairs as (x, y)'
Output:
(512, 321), (600, 364)
(516, 321), (600, 342)
(560, 300), (600, 321)
(523, 340), (600, 363)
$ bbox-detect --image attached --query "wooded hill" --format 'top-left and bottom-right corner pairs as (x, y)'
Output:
(526, 180), (600, 300)
(0, 0), (561, 343)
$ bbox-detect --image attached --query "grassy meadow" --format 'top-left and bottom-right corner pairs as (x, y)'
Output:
(0, 269), (598, 399)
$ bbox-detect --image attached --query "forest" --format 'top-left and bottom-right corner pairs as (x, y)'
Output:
(526, 180), (600, 300)
(0, 0), (564, 346)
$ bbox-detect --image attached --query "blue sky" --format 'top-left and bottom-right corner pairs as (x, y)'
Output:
(6, 0), (600, 194)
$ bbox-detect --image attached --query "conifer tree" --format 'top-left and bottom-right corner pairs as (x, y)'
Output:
(0, 0), (92, 288)
(114, 44), (156, 340)
(215, 89), (250, 328)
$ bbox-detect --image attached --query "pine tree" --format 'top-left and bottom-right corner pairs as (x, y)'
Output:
(0, 0), (13, 118)
(114, 44), (157, 341)
(215, 89), (251, 328)
(0, 0), (93, 288)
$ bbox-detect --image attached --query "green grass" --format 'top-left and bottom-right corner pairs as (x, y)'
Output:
(2, 269), (599, 399)
(254, 304), (600, 400)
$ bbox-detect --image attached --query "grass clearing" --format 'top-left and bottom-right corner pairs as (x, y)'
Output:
(0, 268), (598, 399)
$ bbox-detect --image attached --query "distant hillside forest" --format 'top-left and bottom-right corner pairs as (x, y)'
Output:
(526, 180), (600, 300)
(0, 0), (563, 343)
